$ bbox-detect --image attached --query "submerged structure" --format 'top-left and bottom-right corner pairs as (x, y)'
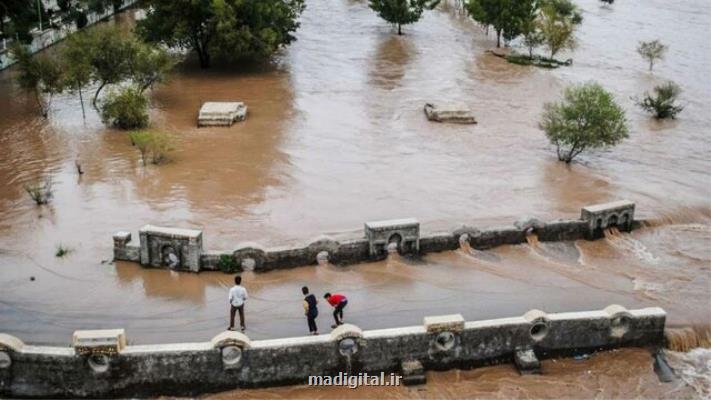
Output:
(0, 305), (666, 398)
(113, 201), (638, 273)
(423, 103), (477, 124)
(197, 102), (248, 127)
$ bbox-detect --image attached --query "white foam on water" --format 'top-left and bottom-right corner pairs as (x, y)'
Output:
(667, 348), (711, 399)
(604, 228), (661, 264)
(632, 279), (664, 292)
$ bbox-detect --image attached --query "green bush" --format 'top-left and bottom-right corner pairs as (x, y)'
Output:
(218, 255), (239, 273)
(100, 87), (149, 129)
(637, 81), (684, 119)
(128, 130), (174, 165)
(541, 82), (628, 163)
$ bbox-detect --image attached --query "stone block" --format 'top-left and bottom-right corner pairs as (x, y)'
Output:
(330, 324), (363, 341)
(514, 348), (541, 374)
(424, 314), (465, 333)
(139, 225), (203, 272)
(424, 103), (477, 124)
(401, 360), (426, 386)
(197, 102), (247, 127)
(581, 200), (635, 235)
(210, 331), (251, 349)
(0, 334), (24, 352)
(72, 329), (126, 355)
(112, 231), (131, 248)
(364, 218), (420, 256)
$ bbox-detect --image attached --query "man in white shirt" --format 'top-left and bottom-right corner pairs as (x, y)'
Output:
(228, 275), (248, 332)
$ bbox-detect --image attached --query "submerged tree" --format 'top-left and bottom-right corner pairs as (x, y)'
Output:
(466, 0), (536, 48)
(60, 25), (175, 122)
(11, 44), (64, 117)
(369, 0), (441, 35)
(61, 32), (93, 119)
(541, 82), (628, 163)
(85, 25), (135, 106)
(637, 40), (667, 72)
(138, 0), (305, 68)
(537, 0), (579, 59)
(130, 44), (176, 94)
(520, 0), (543, 58)
(637, 81), (684, 119)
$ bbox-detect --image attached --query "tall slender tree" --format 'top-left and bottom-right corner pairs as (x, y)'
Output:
(61, 32), (93, 119)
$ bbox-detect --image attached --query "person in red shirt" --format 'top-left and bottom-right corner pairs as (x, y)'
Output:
(324, 292), (348, 328)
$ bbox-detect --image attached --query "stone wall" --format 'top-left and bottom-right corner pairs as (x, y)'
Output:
(114, 201), (643, 273)
(0, 305), (666, 398)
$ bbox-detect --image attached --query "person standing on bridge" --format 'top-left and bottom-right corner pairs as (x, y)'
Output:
(302, 286), (319, 335)
(324, 292), (348, 328)
(228, 275), (248, 332)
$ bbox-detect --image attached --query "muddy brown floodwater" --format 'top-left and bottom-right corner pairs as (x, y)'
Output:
(0, 0), (710, 397)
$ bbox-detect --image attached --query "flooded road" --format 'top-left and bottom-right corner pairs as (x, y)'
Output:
(0, 0), (709, 354)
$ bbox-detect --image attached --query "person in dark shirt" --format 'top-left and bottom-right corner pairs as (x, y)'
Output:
(324, 292), (347, 328)
(302, 286), (319, 335)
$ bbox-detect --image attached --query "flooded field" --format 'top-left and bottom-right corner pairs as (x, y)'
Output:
(0, 0), (710, 397)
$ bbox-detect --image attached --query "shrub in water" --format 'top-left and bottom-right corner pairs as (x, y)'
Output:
(128, 130), (174, 165)
(637, 81), (684, 119)
(100, 86), (149, 129)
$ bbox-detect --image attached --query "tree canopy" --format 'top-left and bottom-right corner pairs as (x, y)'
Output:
(368, 0), (441, 35)
(537, 0), (578, 59)
(137, 0), (305, 68)
(637, 40), (667, 71)
(541, 82), (629, 163)
(10, 44), (64, 117)
(466, 0), (536, 48)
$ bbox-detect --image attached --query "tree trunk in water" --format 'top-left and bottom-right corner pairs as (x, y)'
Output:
(93, 82), (106, 108)
(398, 24), (402, 35)
(34, 90), (47, 118)
(79, 88), (86, 120)
(496, 30), (501, 47)
(198, 49), (211, 68)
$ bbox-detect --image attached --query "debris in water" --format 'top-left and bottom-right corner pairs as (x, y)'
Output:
(653, 349), (676, 383)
